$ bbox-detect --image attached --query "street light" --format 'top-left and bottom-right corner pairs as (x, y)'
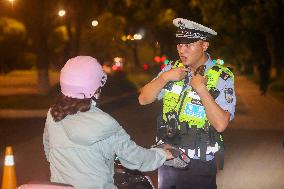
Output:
(7, 0), (15, 10)
(121, 33), (143, 67)
(121, 35), (127, 42)
(121, 34), (143, 42)
(127, 34), (133, 40)
(58, 9), (66, 17)
(91, 20), (98, 27)
(133, 34), (142, 40)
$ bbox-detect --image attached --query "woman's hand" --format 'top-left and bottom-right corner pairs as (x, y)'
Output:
(163, 149), (174, 160)
(161, 144), (175, 160)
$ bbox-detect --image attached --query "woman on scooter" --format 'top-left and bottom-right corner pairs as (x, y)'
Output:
(43, 56), (173, 189)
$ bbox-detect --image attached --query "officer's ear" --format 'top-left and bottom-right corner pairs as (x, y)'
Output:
(202, 41), (209, 52)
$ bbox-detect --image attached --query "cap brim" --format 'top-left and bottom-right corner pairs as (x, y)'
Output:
(174, 36), (202, 44)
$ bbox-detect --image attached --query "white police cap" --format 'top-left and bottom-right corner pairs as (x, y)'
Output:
(173, 18), (217, 44)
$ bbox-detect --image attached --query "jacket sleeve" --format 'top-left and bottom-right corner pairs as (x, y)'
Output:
(43, 112), (50, 162)
(113, 128), (167, 172)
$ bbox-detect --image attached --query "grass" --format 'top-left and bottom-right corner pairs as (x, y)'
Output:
(0, 94), (56, 109)
(0, 70), (59, 86)
(0, 70), (59, 109)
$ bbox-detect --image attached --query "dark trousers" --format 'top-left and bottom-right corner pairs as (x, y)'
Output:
(158, 159), (217, 189)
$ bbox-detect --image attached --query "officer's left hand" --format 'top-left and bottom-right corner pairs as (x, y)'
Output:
(190, 74), (207, 94)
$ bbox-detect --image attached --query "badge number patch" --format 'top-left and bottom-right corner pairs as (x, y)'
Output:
(224, 88), (234, 103)
(184, 103), (206, 118)
(220, 71), (230, 81)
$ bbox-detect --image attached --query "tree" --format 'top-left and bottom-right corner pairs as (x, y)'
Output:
(100, 0), (200, 65)
(191, 0), (284, 79)
(241, 0), (284, 78)
(60, 0), (99, 59)
(13, 0), (98, 94)
(80, 12), (126, 63)
(0, 17), (28, 74)
(15, 0), (60, 94)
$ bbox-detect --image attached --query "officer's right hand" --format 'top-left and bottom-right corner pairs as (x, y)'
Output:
(161, 67), (190, 82)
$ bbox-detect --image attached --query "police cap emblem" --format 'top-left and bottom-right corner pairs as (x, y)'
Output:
(173, 18), (217, 44)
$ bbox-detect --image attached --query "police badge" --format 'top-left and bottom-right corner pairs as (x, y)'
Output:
(220, 71), (230, 81)
(224, 88), (234, 103)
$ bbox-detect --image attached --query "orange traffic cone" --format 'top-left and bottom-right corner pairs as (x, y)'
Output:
(1, 146), (17, 189)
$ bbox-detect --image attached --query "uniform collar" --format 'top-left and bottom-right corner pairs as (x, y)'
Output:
(204, 53), (214, 72)
(186, 53), (213, 76)
(91, 99), (97, 108)
(175, 53), (213, 72)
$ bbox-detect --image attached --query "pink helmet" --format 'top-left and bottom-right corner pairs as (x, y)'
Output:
(60, 56), (107, 99)
(18, 183), (74, 189)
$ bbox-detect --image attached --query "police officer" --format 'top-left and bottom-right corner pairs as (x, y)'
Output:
(138, 18), (236, 189)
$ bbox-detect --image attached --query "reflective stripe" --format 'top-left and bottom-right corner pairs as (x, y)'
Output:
(5, 155), (14, 166)
(206, 142), (219, 154)
(166, 85), (182, 94)
(187, 91), (200, 100)
(182, 143), (220, 159)
(187, 149), (197, 158)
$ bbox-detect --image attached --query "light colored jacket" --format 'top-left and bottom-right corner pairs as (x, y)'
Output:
(43, 102), (166, 189)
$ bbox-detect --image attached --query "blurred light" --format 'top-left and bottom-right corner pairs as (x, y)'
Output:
(102, 64), (112, 74)
(122, 34), (143, 41)
(115, 62), (121, 67)
(114, 57), (122, 65)
(154, 56), (161, 63)
(160, 55), (166, 63)
(137, 28), (146, 37)
(133, 34), (142, 40)
(216, 58), (224, 65)
(121, 35), (127, 42)
(91, 20), (98, 27)
(213, 59), (224, 65)
(154, 55), (167, 63)
(8, 0), (14, 9)
(114, 57), (121, 62)
(126, 35), (133, 40)
(143, 64), (149, 71)
(113, 57), (124, 71)
(58, 9), (66, 17)
(155, 41), (160, 49)
(164, 59), (170, 65)
(112, 65), (118, 71)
